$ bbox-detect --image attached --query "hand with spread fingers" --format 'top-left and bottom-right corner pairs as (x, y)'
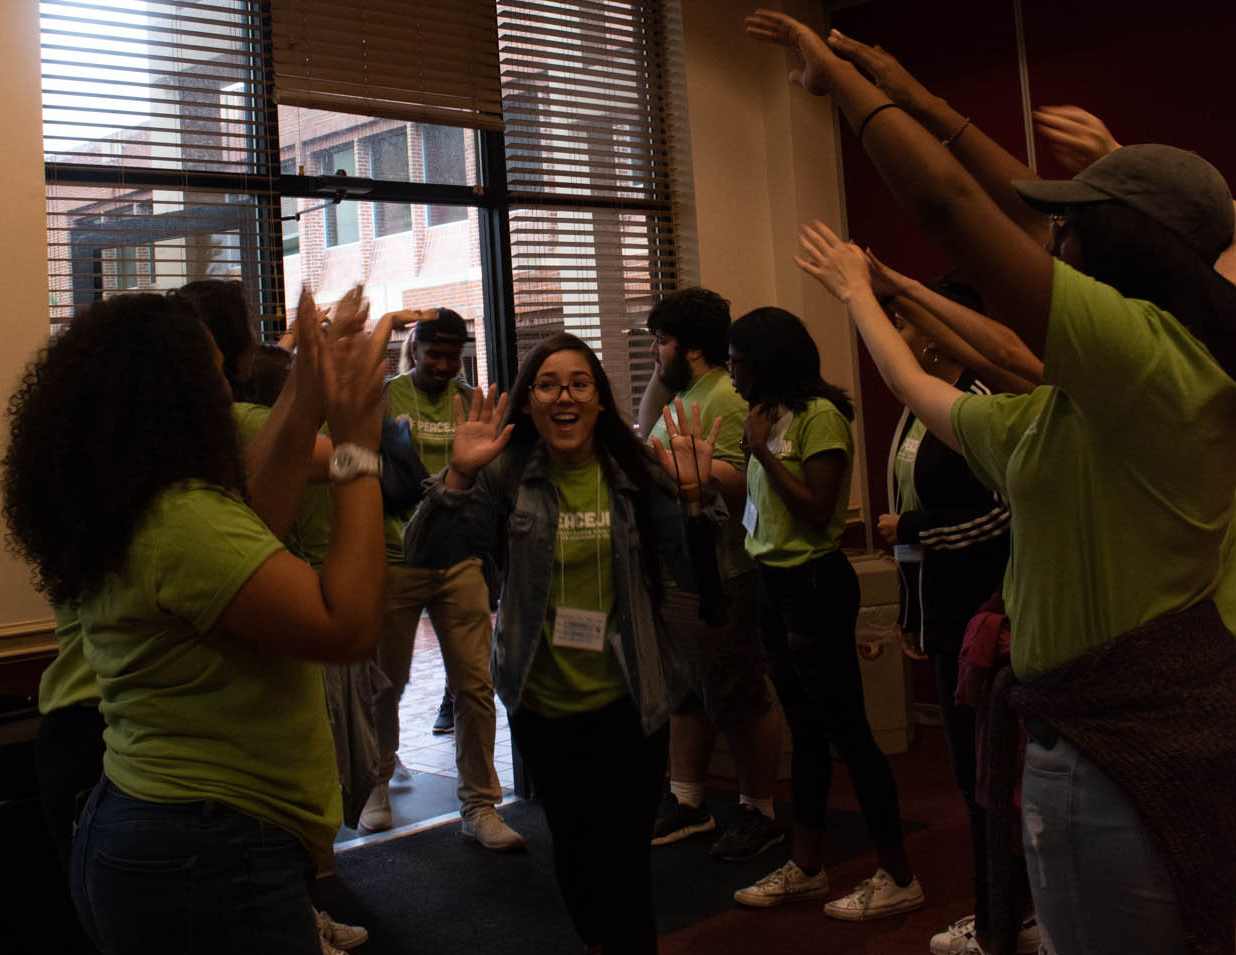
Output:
(326, 284), (369, 341)
(650, 396), (721, 495)
(446, 384), (514, 487)
(745, 9), (843, 96)
(794, 219), (875, 306)
(1033, 105), (1121, 174)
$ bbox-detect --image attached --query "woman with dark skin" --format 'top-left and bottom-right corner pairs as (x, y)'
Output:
(727, 307), (922, 921)
(747, 11), (1236, 953)
(3, 292), (391, 953)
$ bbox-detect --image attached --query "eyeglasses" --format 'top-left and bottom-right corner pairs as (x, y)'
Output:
(530, 376), (597, 404)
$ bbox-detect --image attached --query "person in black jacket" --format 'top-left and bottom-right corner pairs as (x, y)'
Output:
(877, 275), (1024, 955)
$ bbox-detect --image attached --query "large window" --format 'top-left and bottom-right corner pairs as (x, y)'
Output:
(43, 1), (684, 398)
(42, 0), (282, 332)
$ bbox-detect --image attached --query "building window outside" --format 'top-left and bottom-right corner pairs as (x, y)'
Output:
(320, 144), (359, 246)
(423, 125), (468, 227)
(368, 130), (413, 237)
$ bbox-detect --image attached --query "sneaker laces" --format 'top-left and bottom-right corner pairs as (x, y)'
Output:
(757, 861), (799, 890)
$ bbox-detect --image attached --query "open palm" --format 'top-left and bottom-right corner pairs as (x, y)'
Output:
(450, 385), (513, 480)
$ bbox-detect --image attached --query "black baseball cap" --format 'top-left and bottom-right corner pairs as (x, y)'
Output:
(1013, 144), (1234, 264)
(412, 307), (472, 344)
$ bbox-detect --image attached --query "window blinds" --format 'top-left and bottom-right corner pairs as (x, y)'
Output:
(498, 0), (683, 420)
(269, 0), (504, 131)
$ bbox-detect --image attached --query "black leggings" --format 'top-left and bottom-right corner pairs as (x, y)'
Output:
(508, 698), (668, 955)
(757, 550), (905, 848)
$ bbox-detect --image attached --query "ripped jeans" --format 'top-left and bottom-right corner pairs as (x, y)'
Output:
(756, 550), (905, 846)
(1021, 734), (1186, 955)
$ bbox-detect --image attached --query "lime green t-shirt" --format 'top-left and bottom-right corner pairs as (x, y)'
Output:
(649, 367), (754, 578)
(232, 401), (270, 446)
(384, 375), (468, 561)
(744, 398), (853, 568)
(78, 481), (343, 858)
(952, 260), (1236, 678)
(893, 417), (927, 515)
(37, 605), (98, 715)
(521, 458), (628, 717)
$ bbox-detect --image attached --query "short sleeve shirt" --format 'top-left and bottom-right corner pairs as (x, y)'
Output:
(648, 368), (753, 578)
(952, 260), (1236, 677)
(744, 397), (853, 568)
(79, 482), (342, 857)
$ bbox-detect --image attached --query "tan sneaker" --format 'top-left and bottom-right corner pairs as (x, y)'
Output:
(462, 806), (525, 851)
(733, 860), (831, 908)
(358, 782), (391, 832)
(824, 868), (924, 921)
(315, 908), (368, 951)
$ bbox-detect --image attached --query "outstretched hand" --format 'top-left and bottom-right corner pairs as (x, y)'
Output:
(824, 29), (934, 118)
(320, 307), (393, 452)
(448, 384), (513, 486)
(864, 247), (912, 300)
(794, 219), (874, 305)
(650, 397), (722, 494)
(326, 285), (370, 342)
(745, 9), (841, 96)
(1033, 105), (1121, 174)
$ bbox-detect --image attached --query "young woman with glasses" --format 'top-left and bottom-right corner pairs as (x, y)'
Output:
(404, 332), (724, 954)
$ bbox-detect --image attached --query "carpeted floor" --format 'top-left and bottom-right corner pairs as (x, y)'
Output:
(314, 726), (975, 955)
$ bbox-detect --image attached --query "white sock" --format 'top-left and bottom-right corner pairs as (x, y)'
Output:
(669, 779), (704, 808)
(739, 794), (775, 819)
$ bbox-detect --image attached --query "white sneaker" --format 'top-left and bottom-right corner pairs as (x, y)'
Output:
(358, 782), (392, 832)
(823, 868), (924, 921)
(932, 914), (979, 954)
(315, 909), (368, 951)
(733, 860), (831, 908)
(461, 806), (525, 851)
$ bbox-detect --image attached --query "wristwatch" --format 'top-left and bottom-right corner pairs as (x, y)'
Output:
(329, 443), (382, 483)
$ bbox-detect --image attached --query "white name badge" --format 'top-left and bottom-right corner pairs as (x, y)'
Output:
(552, 607), (607, 652)
(742, 497), (758, 536)
(894, 543), (924, 564)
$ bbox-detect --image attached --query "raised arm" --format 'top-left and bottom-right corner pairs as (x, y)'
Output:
(747, 10), (1055, 356)
(216, 310), (394, 662)
(824, 27), (1050, 248)
(796, 219), (963, 452)
(866, 250), (1042, 391)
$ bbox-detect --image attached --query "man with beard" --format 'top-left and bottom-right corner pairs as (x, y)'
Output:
(361, 308), (524, 852)
(643, 288), (785, 860)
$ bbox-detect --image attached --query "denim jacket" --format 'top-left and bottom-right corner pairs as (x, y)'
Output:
(404, 442), (725, 735)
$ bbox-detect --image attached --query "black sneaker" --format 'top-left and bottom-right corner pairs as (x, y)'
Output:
(432, 686), (454, 735)
(709, 804), (785, 861)
(650, 792), (715, 846)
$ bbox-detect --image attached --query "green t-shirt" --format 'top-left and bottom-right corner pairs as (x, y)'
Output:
(79, 481), (343, 858)
(38, 605), (98, 714)
(893, 417), (927, 515)
(521, 458), (628, 717)
(384, 375), (468, 561)
(744, 398), (853, 568)
(952, 260), (1236, 677)
(649, 367), (753, 578)
(232, 401), (270, 446)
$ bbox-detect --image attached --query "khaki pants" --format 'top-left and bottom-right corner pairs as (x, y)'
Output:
(378, 558), (500, 814)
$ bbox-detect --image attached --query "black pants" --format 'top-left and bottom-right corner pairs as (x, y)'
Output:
(757, 550), (904, 848)
(508, 698), (668, 955)
(35, 704), (107, 876)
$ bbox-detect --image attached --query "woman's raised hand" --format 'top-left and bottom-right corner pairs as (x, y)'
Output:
(864, 247), (912, 301)
(795, 219), (874, 305)
(321, 304), (392, 453)
(448, 385), (513, 486)
(824, 29), (934, 118)
(1033, 105), (1121, 174)
(745, 10), (841, 96)
(651, 397), (722, 494)
(326, 284), (370, 342)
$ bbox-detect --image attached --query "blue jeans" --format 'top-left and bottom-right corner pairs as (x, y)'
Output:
(70, 777), (320, 955)
(1022, 735), (1186, 955)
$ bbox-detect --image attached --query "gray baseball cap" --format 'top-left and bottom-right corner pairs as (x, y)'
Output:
(1013, 144), (1234, 264)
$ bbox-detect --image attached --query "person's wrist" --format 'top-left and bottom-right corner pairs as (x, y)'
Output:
(447, 463), (476, 485)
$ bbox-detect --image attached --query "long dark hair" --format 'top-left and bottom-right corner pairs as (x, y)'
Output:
(1071, 202), (1236, 378)
(2, 294), (246, 606)
(172, 279), (256, 392)
(729, 307), (855, 419)
(503, 332), (667, 606)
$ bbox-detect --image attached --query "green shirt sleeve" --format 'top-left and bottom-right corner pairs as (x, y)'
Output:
(154, 486), (284, 635)
(798, 400), (851, 464)
(951, 390), (1046, 496)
